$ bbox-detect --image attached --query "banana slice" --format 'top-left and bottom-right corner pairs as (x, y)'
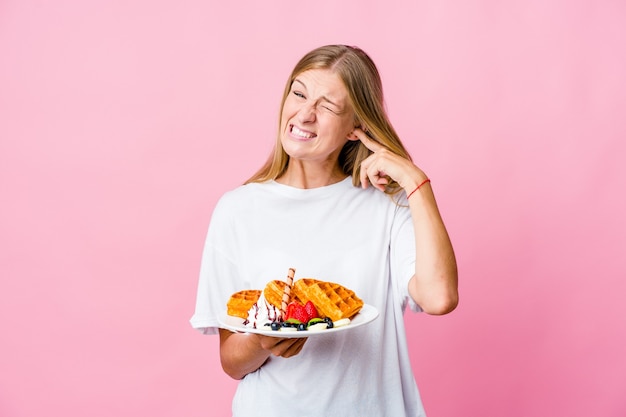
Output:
(333, 318), (351, 328)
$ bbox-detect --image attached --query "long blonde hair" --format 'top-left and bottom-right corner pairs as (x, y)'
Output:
(246, 45), (412, 195)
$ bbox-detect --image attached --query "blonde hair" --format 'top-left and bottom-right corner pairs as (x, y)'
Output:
(246, 45), (412, 195)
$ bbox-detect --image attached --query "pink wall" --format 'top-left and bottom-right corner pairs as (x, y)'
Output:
(1, 1), (624, 416)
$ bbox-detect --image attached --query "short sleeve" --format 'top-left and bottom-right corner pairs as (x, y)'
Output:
(189, 195), (243, 335)
(389, 200), (422, 313)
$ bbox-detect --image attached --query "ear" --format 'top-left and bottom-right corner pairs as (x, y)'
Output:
(346, 127), (361, 142)
(355, 119), (369, 132)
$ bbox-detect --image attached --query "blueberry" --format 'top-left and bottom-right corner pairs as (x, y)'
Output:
(270, 322), (281, 331)
(297, 323), (307, 331)
(325, 319), (334, 329)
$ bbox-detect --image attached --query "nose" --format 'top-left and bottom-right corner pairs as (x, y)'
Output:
(297, 102), (316, 123)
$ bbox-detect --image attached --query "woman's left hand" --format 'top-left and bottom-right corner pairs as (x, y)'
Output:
(348, 128), (427, 193)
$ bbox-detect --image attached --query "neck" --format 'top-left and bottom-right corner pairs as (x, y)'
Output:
(276, 161), (347, 189)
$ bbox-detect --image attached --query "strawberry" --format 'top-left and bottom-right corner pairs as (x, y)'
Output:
(290, 302), (310, 324)
(304, 301), (319, 321)
(285, 302), (297, 321)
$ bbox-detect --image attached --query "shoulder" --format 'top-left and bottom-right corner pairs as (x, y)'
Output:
(214, 182), (269, 209)
(210, 181), (286, 226)
(348, 184), (408, 211)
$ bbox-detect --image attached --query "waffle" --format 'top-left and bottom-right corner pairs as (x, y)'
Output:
(293, 278), (363, 321)
(263, 279), (304, 309)
(226, 289), (261, 319)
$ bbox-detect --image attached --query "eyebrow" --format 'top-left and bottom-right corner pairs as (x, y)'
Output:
(293, 79), (342, 109)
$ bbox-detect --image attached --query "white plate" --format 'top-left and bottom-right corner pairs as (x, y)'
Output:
(218, 304), (379, 338)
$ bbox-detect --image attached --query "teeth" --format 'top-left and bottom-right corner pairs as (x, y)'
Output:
(292, 125), (315, 139)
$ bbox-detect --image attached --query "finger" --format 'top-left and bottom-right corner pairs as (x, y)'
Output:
(274, 337), (306, 357)
(258, 335), (284, 351)
(351, 128), (384, 153)
(359, 157), (371, 189)
(281, 338), (307, 357)
(361, 160), (387, 192)
(376, 176), (389, 186)
(367, 170), (387, 192)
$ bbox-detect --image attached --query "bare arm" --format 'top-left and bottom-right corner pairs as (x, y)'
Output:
(351, 129), (459, 315)
(403, 178), (458, 314)
(219, 328), (307, 380)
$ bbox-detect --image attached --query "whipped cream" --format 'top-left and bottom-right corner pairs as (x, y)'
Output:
(244, 293), (280, 329)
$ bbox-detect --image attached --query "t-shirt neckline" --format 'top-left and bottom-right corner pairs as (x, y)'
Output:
(267, 176), (353, 198)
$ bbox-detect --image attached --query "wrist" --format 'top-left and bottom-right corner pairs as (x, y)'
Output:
(406, 178), (431, 199)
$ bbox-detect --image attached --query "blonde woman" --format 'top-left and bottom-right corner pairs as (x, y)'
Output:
(191, 44), (458, 416)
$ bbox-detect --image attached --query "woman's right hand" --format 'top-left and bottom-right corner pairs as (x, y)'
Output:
(219, 329), (307, 379)
(256, 333), (307, 358)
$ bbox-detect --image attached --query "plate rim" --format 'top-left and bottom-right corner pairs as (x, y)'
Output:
(217, 304), (379, 338)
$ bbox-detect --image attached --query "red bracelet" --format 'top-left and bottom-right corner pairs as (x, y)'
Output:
(407, 179), (430, 199)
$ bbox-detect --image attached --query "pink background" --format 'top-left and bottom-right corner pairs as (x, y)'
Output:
(1, 1), (625, 416)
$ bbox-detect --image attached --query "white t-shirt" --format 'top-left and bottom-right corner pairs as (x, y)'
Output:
(190, 177), (426, 417)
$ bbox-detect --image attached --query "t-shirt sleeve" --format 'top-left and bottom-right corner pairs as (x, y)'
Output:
(389, 200), (422, 313)
(189, 195), (242, 335)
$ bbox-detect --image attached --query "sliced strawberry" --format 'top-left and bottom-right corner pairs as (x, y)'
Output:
(285, 302), (297, 321)
(291, 303), (309, 324)
(304, 301), (319, 321)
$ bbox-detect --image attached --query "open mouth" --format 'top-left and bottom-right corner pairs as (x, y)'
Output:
(290, 125), (317, 139)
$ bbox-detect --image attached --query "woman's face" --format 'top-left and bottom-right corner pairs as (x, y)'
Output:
(280, 69), (355, 166)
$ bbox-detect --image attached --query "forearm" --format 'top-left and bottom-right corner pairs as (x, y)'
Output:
(219, 329), (271, 380)
(406, 181), (459, 315)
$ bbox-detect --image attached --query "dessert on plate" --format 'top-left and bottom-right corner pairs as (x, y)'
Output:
(225, 268), (363, 333)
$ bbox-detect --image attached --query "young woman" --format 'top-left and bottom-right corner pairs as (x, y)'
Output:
(191, 44), (458, 416)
